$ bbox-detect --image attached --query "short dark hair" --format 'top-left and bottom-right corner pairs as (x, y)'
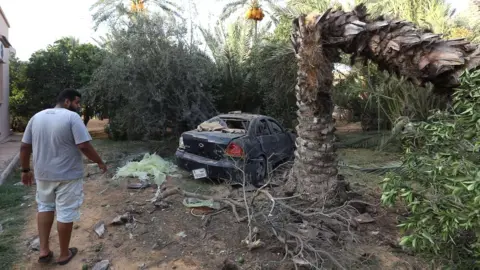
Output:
(57, 88), (81, 103)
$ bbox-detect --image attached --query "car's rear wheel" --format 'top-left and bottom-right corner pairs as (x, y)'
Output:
(251, 156), (267, 187)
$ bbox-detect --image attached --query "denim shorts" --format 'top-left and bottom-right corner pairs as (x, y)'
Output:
(36, 178), (84, 223)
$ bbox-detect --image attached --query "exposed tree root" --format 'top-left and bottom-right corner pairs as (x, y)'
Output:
(151, 184), (365, 269)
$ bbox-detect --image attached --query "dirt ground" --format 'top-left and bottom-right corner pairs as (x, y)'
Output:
(12, 120), (423, 270)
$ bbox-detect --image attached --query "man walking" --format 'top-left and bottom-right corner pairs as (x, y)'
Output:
(20, 89), (107, 265)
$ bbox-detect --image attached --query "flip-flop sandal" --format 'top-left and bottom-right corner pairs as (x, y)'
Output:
(38, 251), (54, 264)
(57, 247), (78, 266)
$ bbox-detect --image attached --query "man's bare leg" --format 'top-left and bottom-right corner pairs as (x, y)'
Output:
(57, 221), (74, 262)
(37, 211), (54, 257)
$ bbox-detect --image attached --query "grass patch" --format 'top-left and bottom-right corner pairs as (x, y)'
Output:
(0, 170), (29, 269)
(338, 148), (400, 167)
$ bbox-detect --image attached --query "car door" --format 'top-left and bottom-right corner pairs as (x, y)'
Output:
(267, 119), (292, 161)
(254, 118), (278, 163)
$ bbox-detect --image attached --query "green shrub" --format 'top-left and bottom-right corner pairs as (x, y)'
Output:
(381, 69), (480, 267)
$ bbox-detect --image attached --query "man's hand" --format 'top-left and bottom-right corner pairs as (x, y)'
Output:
(98, 162), (107, 174)
(21, 172), (34, 186)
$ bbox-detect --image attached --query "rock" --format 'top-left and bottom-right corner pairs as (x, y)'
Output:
(354, 213), (375, 224)
(221, 259), (239, 270)
(92, 260), (110, 270)
(154, 201), (170, 209)
(94, 221), (106, 238)
(236, 256), (245, 265)
(114, 242), (123, 248)
(93, 243), (104, 252)
(28, 236), (40, 251)
(73, 224), (80, 230)
(111, 213), (130, 225)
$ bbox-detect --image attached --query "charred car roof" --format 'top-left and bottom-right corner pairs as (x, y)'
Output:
(217, 113), (263, 120)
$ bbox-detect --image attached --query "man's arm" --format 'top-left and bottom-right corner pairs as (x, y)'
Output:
(20, 118), (34, 185)
(71, 114), (107, 172)
(20, 143), (32, 170)
(77, 141), (103, 164)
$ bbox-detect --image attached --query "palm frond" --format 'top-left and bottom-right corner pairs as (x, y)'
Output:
(220, 0), (249, 20)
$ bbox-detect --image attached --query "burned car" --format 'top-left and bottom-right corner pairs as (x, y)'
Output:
(175, 112), (296, 186)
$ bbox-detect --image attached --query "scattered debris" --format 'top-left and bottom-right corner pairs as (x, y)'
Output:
(183, 198), (221, 210)
(127, 183), (151, 190)
(175, 231), (187, 238)
(114, 242), (123, 248)
(153, 201), (170, 209)
(22, 195), (32, 201)
(94, 221), (106, 238)
(151, 240), (175, 250)
(292, 257), (310, 266)
(354, 213), (375, 224)
(197, 121), (225, 132)
(28, 236), (40, 251)
(74, 224), (80, 230)
(92, 260), (110, 270)
(111, 213), (131, 225)
(113, 153), (176, 186)
(241, 239), (265, 250)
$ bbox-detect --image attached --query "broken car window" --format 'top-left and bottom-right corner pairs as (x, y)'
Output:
(268, 120), (283, 134)
(256, 119), (271, 136)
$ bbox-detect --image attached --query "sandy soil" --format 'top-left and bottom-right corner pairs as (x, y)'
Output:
(11, 120), (424, 270)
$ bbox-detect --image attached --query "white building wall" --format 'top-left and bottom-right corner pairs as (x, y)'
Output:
(0, 6), (10, 142)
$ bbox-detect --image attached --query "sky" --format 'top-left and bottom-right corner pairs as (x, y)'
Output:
(0, 0), (471, 61)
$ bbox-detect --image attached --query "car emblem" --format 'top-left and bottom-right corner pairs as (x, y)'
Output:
(199, 143), (204, 148)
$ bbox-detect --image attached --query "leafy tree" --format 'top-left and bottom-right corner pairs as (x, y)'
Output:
(450, 1), (480, 42)
(200, 19), (270, 114)
(382, 70), (480, 267)
(9, 52), (28, 131)
(85, 14), (217, 140)
(14, 37), (104, 126)
(362, 0), (455, 34)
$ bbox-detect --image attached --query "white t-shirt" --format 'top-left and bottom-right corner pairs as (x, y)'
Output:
(22, 108), (92, 181)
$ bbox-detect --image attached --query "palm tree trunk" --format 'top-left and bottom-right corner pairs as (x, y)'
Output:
(286, 13), (347, 204)
(287, 5), (480, 202)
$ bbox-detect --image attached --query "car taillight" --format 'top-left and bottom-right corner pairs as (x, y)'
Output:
(225, 142), (244, 157)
